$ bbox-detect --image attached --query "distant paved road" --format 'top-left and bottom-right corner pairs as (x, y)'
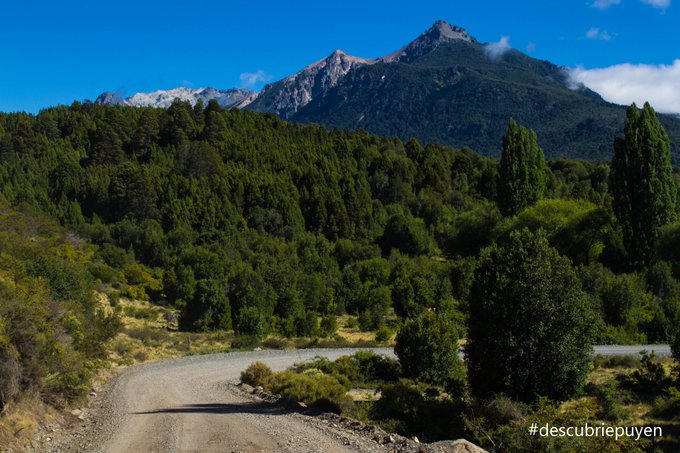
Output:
(592, 344), (671, 357)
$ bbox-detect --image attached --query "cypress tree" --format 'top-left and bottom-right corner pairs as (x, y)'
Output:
(610, 102), (677, 268)
(497, 118), (548, 216)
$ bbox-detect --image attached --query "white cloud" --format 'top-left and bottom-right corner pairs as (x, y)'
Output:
(239, 70), (273, 88)
(641, 0), (671, 9)
(592, 0), (621, 9)
(586, 27), (612, 41)
(569, 60), (680, 114)
(484, 36), (511, 61)
(526, 42), (537, 54)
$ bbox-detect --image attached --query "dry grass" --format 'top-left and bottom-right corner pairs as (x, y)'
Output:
(348, 388), (381, 402)
(105, 295), (234, 366)
(0, 398), (62, 453)
(336, 315), (378, 343)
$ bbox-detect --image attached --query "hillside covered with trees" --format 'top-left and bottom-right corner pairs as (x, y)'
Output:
(1, 100), (680, 450)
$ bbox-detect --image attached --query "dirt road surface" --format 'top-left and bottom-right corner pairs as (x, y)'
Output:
(51, 348), (395, 453)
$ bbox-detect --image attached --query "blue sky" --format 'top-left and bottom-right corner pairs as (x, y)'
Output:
(1, 0), (678, 113)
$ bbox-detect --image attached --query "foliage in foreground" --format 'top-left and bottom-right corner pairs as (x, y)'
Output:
(394, 310), (464, 389)
(0, 202), (121, 412)
(466, 229), (595, 402)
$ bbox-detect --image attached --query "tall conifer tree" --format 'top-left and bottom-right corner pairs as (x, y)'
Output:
(497, 118), (547, 216)
(610, 102), (677, 268)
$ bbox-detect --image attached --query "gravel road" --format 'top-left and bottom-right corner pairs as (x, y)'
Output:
(51, 349), (396, 453)
(49, 345), (670, 453)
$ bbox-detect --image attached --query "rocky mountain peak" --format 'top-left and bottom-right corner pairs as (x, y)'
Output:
(379, 20), (476, 63)
(249, 49), (374, 118)
(428, 20), (475, 42)
(95, 92), (127, 106)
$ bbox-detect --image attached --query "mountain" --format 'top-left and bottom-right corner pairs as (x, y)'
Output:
(248, 21), (680, 162)
(92, 20), (680, 162)
(96, 87), (257, 109)
(247, 50), (375, 119)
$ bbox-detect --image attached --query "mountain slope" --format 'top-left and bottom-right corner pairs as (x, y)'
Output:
(252, 21), (680, 162)
(96, 87), (257, 109)
(247, 50), (374, 119)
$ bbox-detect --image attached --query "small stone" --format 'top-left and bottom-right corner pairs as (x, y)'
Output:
(412, 436), (420, 443)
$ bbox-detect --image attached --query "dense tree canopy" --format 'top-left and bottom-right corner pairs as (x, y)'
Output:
(0, 101), (677, 350)
(2, 93), (680, 453)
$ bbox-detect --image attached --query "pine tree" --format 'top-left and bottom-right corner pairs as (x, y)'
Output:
(497, 118), (548, 216)
(610, 102), (677, 268)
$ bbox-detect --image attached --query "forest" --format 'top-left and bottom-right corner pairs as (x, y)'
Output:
(1, 99), (680, 450)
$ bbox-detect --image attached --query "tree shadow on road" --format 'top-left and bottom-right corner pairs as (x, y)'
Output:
(134, 402), (289, 416)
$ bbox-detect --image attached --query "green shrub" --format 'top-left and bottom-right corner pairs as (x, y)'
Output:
(357, 286), (392, 331)
(592, 381), (625, 421)
(236, 306), (268, 337)
(44, 366), (93, 405)
(619, 352), (670, 394)
(593, 354), (641, 369)
(319, 315), (338, 337)
(240, 361), (273, 387)
(108, 291), (121, 307)
(373, 380), (466, 442)
(293, 311), (318, 337)
(122, 285), (150, 301)
(88, 263), (121, 284)
(344, 317), (359, 329)
(652, 386), (680, 420)
(374, 325), (392, 343)
(27, 255), (90, 302)
(352, 350), (400, 383)
(395, 311), (464, 388)
(267, 369), (351, 413)
(296, 352), (400, 386)
(261, 337), (292, 349)
(231, 335), (261, 349)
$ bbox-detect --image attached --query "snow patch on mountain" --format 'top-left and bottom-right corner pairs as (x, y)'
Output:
(96, 87), (257, 109)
